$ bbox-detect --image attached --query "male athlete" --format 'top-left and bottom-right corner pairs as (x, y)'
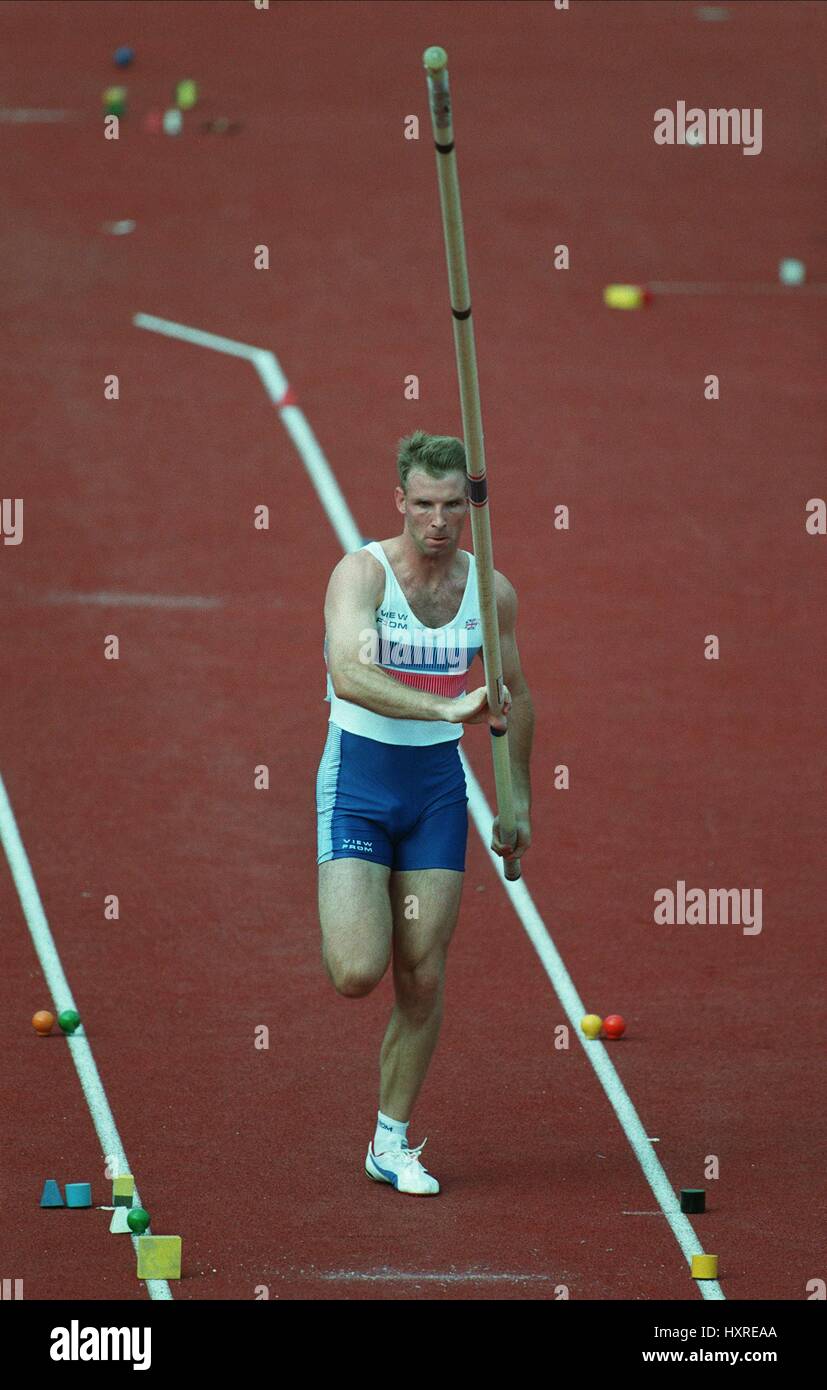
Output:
(316, 430), (534, 1194)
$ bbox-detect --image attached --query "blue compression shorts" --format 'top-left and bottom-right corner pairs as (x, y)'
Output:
(316, 725), (469, 872)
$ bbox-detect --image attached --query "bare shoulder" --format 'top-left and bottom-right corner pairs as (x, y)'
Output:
(326, 547), (385, 608)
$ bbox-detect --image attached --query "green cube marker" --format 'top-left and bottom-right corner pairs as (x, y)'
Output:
(175, 79), (198, 110)
(102, 86), (127, 117)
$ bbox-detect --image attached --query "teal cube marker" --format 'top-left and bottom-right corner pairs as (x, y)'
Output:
(64, 1182), (92, 1208)
(779, 258), (805, 285)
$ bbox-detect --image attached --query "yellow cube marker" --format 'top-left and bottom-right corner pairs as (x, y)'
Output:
(137, 1235), (182, 1280)
(603, 284), (646, 310)
(175, 79), (198, 110)
(112, 1174), (135, 1207)
(691, 1253), (718, 1279)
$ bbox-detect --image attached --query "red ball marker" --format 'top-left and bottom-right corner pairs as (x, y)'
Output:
(603, 1014), (626, 1039)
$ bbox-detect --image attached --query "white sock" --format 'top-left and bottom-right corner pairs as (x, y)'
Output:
(374, 1109), (409, 1153)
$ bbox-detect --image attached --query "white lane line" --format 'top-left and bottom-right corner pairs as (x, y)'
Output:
(648, 280), (827, 296)
(43, 591), (223, 609)
(0, 773), (172, 1301)
(133, 313), (362, 554)
(316, 1268), (555, 1283)
(462, 755), (722, 1301)
(252, 352), (362, 553)
(131, 313), (724, 1300)
(133, 313), (262, 363)
(0, 109), (75, 122)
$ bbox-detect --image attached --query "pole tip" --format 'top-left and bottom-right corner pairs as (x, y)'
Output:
(423, 45), (448, 74)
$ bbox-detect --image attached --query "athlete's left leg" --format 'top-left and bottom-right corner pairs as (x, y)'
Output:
(377, 867), (464, 1122)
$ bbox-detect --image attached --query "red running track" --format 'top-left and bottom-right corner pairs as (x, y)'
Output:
(1, 0), (826, 1300)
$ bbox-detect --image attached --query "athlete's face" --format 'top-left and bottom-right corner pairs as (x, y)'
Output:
(396, 470), (468, 556)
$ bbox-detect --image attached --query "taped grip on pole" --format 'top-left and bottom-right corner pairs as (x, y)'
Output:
(491, 727), (520, 881)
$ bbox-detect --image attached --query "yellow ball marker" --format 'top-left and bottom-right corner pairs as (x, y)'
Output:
(580, 1014), (603, 1039)
(604, 284), (648, 310)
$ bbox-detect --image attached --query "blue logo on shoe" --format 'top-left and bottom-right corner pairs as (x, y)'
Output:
(370, 1155), (399, 1188)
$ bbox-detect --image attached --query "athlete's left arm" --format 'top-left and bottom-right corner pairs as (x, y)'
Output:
(491, 571), (535, 863)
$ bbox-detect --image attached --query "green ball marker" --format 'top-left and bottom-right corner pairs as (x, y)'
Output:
(102, 86), (127, 117)
(127, 1207), (150, 1234)
(58, 1009), (81, 1034)
(423, 46), (448, 73)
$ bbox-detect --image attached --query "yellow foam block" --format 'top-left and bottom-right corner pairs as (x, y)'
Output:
(176, 80), (198, 110)
(137, 1235), (182, 1280)
(603, 284), (645, 310)
(112, 1175), (135, 1197)
(691, 1253), (718, 1279)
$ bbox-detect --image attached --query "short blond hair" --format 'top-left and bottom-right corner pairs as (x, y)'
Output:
(396, 430), (466, 491)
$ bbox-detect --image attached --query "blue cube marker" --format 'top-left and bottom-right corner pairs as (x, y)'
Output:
(779, 258), (805, 286)
(40, 1179), (64, 1207)
(114, 46), (134, 68)
(64, 1182), (92, 1208)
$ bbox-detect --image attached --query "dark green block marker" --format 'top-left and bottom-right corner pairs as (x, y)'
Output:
(680, 1188), (706, 1214)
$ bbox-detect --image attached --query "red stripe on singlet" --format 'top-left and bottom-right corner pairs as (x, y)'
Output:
(385, 668), (467, 698)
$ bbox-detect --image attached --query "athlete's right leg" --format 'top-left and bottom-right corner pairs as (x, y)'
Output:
(316, 723), (394, 997)
(318, 857), (393, 998)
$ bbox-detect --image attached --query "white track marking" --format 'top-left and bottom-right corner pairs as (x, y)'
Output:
(0, 109), (75, 122)
(133, 313), (724, 1299)
(0, 774), (171, 1301)
(43, 591), (223, 608)
(252, 353), (362, 552)
(462, 755), (723, 1299)
(133, 314), (362, 553)
(316, 1268), (555, 1283)
(648, 280), (827, 296)
(134, 312), (262, 362)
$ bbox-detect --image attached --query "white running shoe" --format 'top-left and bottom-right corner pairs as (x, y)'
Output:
(365, 1138), (440, 1195)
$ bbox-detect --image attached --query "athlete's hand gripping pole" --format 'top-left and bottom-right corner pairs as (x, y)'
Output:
(422, 45), (521, 882)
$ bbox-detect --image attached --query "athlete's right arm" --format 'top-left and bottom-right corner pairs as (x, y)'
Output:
(324, 551), (501, 725)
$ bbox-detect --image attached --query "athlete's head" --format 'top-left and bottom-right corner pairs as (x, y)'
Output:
(395, 430), (468, 556)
